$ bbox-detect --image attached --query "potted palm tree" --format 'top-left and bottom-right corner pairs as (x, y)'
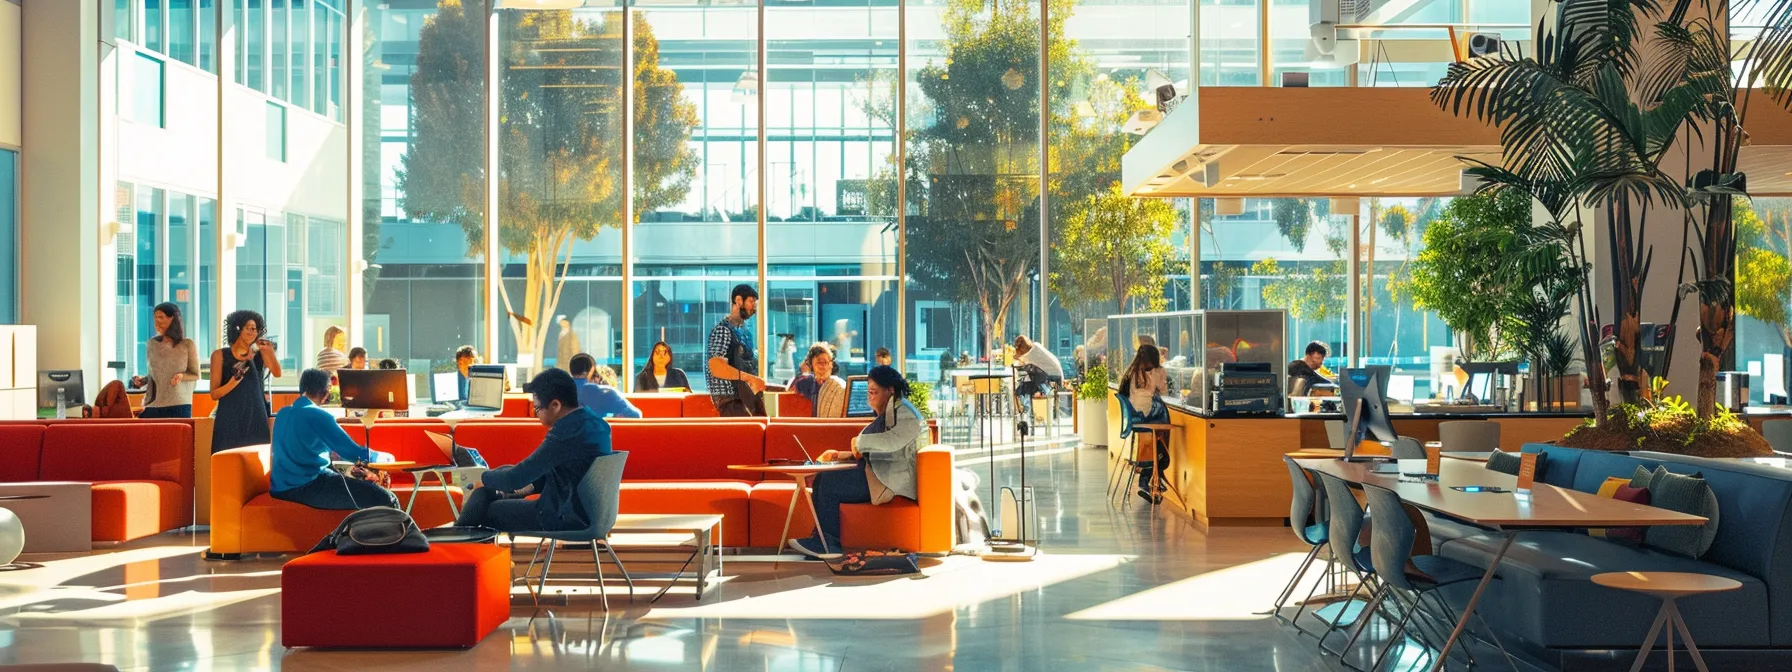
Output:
(1078, 364), (1110, 447)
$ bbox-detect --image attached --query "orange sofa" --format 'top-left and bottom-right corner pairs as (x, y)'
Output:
(0, 421), (195, 542)
(210, 417), (955, 556)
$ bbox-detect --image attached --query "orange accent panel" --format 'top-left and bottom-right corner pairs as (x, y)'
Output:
(192, 394), (217, 418)
(271, 393), (301, 414)
(915, 444), (955, 554)
(90, 480), (186, 542)
(840, 499), (921, 551)
(618, 481), (751, 547)
(681, 394), (719, 417)
(748, 481), (817, 549)
(625, 395), (685, 418)
(777, 392), (814, 418)
(452, 422), (546, 468)
(499, 396), (534, 418)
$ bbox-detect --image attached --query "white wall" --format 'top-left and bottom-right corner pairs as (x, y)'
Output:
(0, 2), (21, 149)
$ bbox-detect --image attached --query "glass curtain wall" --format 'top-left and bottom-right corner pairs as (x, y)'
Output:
(764, 0), (900, 381)
(628, 0), (759, 392)
(368, 0), (489, 375)
(0, 150), (14, 324)
(492, 4), (628, 378)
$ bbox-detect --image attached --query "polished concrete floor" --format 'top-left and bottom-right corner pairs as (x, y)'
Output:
(0, 440), (1499, 672)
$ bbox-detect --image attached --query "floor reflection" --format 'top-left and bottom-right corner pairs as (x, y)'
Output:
(0, 447), (1370, 672)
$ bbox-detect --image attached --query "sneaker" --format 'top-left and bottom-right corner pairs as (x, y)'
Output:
(1136, 489), (1163, 505)
(787, 537), (841, 560)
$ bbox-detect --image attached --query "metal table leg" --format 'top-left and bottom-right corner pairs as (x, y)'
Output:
(1431, 532), (1516, 672)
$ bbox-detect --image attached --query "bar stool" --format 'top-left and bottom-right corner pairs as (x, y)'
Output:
(1108, 394), (1181, 508)
(1591, 571), (1742, 672)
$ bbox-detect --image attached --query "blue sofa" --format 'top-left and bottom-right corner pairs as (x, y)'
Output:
(1422, 445), (1792, 667)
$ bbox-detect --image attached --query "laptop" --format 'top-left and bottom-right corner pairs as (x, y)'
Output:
(415, 431), (489, 470)
(791, 436), (854, 466)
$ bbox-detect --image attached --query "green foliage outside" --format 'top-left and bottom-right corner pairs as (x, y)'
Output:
(402, 2), (699, 365)
(1078, 364), (1111, 401)
(1737, 198), (1792, 349)
(907, 382), (937, 420)
(1250, 257), (1346, 323)
(1407, 190), (1533, 359)
(1051, 183), (1177, 314)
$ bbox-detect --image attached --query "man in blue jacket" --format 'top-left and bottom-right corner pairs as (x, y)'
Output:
(270, 368), (399, 510)
(455, 368), (614, 532)
(567, 353), (642, 419)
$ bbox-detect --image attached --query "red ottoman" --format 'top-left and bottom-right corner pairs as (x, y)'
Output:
(282, 544), (511, 648)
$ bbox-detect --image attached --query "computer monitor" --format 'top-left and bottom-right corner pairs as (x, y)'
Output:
(1341, 367), (1397, 461)
(431, 372), (462, 404)
(845, 375), (874, 418)
(339, 369), (411, 410)
(37, 370), (85, 409)
(466, 367), (506, 411)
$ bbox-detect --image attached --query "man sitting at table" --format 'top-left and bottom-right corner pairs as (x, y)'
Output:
(455, 369), (614, 533)
(567, 353), (642, 419)
(270, 368), (399, 511)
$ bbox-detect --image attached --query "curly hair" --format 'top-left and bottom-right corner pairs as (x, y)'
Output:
(224, 310), (265, 348)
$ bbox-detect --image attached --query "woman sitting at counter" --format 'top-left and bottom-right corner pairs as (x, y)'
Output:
(1120, 344), (1171, 504)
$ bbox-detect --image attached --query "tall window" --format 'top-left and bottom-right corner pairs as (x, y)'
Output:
(114, 185), (217, 379)
(133, 54), (165, 128)
(628, 0), (758, 392)
(0, 151), (16, 324)
(1735, 198), (1792, 403)
(373, 0), (488, 372)
(1201, 198), (1349, 372)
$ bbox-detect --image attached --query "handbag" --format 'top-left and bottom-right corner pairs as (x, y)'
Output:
(826, 549), (922, 576)
(309, 506), (430, 555)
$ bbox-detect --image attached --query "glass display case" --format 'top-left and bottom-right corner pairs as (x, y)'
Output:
(1106, 310), (1288, 414)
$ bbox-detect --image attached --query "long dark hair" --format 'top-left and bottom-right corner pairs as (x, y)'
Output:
(1122, 344), (1161, 390)
(153, 302), (185, 346)
(224, 310), (265, 348)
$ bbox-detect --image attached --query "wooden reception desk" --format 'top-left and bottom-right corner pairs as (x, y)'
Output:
(1104, 394), (1589, 527)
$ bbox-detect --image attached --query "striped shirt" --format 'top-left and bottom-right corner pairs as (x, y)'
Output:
(315, 347), (349, 373)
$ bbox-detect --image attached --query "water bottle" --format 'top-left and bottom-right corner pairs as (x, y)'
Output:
(55, 388), (66, 419)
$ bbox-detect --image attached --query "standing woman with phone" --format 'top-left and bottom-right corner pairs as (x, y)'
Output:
(133, 302), (200, 419)
(211, 310), (282, 454)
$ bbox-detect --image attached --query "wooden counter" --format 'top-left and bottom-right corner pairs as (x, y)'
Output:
(1105, 396), (1587, 528)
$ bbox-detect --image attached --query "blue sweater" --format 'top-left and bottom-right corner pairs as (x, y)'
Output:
(480, 406), (614, 530)
(574, 378), (642, 419)
(271, 397), (379, 492)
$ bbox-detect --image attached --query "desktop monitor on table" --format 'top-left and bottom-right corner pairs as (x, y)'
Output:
(37, 370), (85, 410)
(339, 369), (411, 411)
(431, 372), (461, 404)
(1340, 367), (1398, 462)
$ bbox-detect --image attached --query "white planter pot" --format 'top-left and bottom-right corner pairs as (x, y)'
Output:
(1078, 399), (1108, 447)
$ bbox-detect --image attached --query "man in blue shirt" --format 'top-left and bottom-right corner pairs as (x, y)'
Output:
(270, 369), (399, 510)
(455, 368), (614, 533)
(567, 353), (641, 419)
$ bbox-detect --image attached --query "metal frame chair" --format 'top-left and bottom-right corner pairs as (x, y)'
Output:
(1313, 471), (1379, 659)
(510, 451), (635, 610)
(1108, 391), (1180, 508)
(1270, 456), (1332, 636)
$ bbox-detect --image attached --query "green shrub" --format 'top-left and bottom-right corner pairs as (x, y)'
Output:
(1078, 365), (1111, 401)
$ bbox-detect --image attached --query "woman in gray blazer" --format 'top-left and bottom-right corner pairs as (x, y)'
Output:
(788, 365), (927, 559)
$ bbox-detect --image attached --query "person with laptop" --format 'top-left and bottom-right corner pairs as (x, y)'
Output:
(1012, 335), (1064, 418)
(455, 369), (614, 533)
(788, 365), (926, 559)
(270, 369), (399, 511)
(706, 284), (767, 416)
(567, 353), (641, 419)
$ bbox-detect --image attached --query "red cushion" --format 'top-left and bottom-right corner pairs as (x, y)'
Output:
(0, 424), (44, 481)
(625, 395), (685, 418)
(618, 481), (752, 547)
(609, 422), (765, 480)
(90, 480), (189, 541)
(682, 394), (719, 417)
(39, 423), (192, 487)
(763, 421), (867, 466)
(453, 422), (547, 468)
(282, 543), (510, 648)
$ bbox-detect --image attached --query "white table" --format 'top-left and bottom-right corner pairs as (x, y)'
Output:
(0, 482), (91, 553)
(608, 513), (724, 602)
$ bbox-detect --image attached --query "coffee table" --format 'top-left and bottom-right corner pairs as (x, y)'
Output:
(0, 482), (92, 556)
(0, 494), (49, 570)
(1592, 571), (1742, 672)
(608, 513), (724, 602)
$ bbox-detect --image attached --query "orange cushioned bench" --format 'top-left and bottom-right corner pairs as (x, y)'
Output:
(211, 417), (955, 556)
(209, 445), (463, 558)
(0, 421), (194, 542)
(282, 543), (510, 649)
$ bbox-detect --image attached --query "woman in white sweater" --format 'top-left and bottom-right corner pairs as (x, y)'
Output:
(133, 302), (201, 419)
(1119, 343), (1170, 503)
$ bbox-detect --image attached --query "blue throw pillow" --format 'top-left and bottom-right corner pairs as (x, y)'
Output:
(1635, 466), (1720, 559)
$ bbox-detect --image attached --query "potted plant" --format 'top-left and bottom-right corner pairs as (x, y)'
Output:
(1077, 364), (1111, 447)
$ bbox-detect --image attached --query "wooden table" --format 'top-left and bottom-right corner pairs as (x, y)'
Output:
(1296, 457), (1708, 672)
(729, 462), (858, 559)
(1591, 572), (1742, 672)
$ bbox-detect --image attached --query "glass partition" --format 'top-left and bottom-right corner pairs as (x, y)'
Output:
(1108, 309), (1285, 413)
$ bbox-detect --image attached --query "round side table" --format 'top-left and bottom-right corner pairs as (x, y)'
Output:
(1591, 571), (1742, 672)
(0, 494), (51, 571)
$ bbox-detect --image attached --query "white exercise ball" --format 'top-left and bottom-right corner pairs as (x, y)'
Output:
(0, 508), (23, 565)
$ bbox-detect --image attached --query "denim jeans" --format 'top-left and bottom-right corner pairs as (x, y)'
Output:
(806, 462), (872, 548)
(138, 405), (192, 419)
(272, 473), (398, 511)
(455, 487), (555, 533)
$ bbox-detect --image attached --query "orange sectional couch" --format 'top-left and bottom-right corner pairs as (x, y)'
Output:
(0, 421), (195, 542)
(210, 416), (955, 556)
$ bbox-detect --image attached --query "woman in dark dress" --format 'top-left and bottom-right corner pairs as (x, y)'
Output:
(210, 310), (282, 453)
